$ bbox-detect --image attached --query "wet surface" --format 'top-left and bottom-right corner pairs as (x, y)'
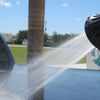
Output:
(0, 64), (27, 100)
(44, 69), (100, 100)
(1, 65), (100, 100)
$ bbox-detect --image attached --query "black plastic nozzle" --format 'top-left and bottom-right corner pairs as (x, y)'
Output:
(85, 14), (100, 50)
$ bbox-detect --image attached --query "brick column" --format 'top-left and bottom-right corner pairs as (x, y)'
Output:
(27, 0), (45, 61)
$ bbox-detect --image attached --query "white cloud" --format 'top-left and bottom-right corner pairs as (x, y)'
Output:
(16, 1), (20, 5)
(4, 2), (11, 7)
(75, 18), (81, 21)
(0, 0), (12, 7)
(62, 3), (68, 7)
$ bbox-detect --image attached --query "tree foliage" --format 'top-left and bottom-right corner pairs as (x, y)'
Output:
(52, 31), (78, 46)
(44, 33), (48, 46)
(13, 30), (78, 47)
(14, 30), (28, 44)
(53, 31), (59, 44)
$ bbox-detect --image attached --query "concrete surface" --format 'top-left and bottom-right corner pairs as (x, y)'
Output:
(46, 64), (87, 69)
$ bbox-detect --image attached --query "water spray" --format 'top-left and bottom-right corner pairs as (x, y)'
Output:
(0, 33), (94, 100)
(28, 34), (93, 99)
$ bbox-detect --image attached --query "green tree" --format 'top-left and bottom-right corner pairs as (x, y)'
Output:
(52, 32), (78, 47)
(44, 33), (48, 46)
(53, 31), (59, 44)
(44, 21), (47, 34)
(15, 30), (28, 44)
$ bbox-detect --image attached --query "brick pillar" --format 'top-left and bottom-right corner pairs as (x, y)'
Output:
(27, 0), (45, 61)
(27, 0), (45, 99)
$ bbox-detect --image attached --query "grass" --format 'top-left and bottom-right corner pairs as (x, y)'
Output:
(77, 56), (86, 64)
(9, 46), (27, 64)
(9, 46), (86, 64)
(9, 46), (51, 64)
(43, 48), (51, 53)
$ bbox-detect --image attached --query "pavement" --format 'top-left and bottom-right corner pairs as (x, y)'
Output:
(8, 44), (55, 49)
(8, 44), (27, 47)
(46, 64), (87, 69)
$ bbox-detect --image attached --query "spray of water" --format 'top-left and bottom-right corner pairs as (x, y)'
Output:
(27, 33), (94, 99)
(0, 33), (94, 100)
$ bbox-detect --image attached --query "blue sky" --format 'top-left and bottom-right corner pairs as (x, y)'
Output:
(0, 0), (100, 35)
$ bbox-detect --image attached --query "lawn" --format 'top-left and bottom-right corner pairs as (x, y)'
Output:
(9, 46), (86, 64)
(9, 46), (51, 64)
(9, 46), (27, 64)
(77, 56), (86, 64)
